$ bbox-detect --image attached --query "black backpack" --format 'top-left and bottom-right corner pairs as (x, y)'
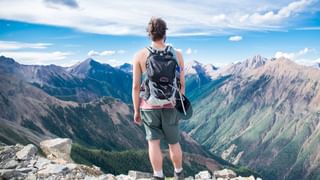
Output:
(142, 45), (180, 105)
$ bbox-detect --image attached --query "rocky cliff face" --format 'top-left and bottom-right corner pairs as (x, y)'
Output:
(182, 56), (320, 180)
(117, 63), (133, 74)
(0, 138), (260, 180)
(0, 63), (146, 150)
(184, 60), (216, 94)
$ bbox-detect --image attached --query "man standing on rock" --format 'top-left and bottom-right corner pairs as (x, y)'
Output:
(132, 17), (185, 180)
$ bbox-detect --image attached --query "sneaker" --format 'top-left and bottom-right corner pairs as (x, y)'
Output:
(152, 175), (165, 180)
(174, 170), (184, 180)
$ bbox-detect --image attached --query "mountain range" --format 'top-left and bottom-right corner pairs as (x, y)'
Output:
(0, 55), (218, 152)
(312, 62), (320, 69)
(0, 55), (252, 177)
(181, 55), (320, 180)
(1, 54), (320, 180)
(0, 57), (133, 103)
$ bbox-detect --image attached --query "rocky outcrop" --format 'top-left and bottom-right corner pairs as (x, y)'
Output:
(15, 144), (38, 161)
(0, 139), (104, 180)
(195, 170), (212, 179)
(40, 138), (73, 164)
(0, 138), (260, 180)
(214, 169), (237, 179)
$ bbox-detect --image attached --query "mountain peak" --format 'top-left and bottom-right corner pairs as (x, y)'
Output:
(246, 56), (320, 82)
(68, 58), (102, 76)
(118, 63), (132, 73)
(252, 54), (264, 60)
(184, 60), (219, 80)
(0, 55), (19, 66)
(213, 55), (268, 78)
(0, 56), (21, 74)
(313, 62), (320, 69)
(82, 58), (99, 65)
(185, 60), (205, 75)
(245, 55), (267, 68)
(204, 64), (218, 71)
(189, 60), (203, 67)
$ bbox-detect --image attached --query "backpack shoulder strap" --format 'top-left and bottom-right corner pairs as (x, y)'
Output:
(166, 45), (180, 67)
(164, 45), (170, 53)
(146, 46), (155, 54)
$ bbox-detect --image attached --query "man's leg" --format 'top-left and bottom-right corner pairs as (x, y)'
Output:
(148, 139), (164, 177)
(168, 142), (182, 170)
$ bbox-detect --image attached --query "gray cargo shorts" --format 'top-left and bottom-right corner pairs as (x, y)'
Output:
(140, 108), (180, 144)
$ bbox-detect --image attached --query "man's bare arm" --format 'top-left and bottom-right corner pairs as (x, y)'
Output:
(132, 52), (142, 114)
(176, 51), (185, 95)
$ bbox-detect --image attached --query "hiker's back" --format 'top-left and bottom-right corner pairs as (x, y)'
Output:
(139, 44), (180, 109)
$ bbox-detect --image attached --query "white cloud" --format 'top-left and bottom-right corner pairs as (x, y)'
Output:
(296, 26), (320, 30)
(275, 47), (311, 60)
(44, 0), (79, 9)
(100, 50), (115, 56)
(0, 40), (73, 65)
(246, 0), (314, 25)
(0, 51), (71, 65)
(229, 35), (243, 42)
(87, 50), (100, 57)
(0, 0), (317, 36)
(186, 48), (192, 55)
(87, 49), (123, 57)
(293, 57), (320, 67)
(274, 47), (320, 66)
(0, 41), (52, 50)
(185, 48), (198, 55)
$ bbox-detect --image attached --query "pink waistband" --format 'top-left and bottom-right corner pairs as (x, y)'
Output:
(139, 98), (174, 109)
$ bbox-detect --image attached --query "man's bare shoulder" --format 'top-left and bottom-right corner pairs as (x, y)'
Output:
(175, 49), (183, 58)
(174, 49), (184, 67)
(134, 48), (149, 62)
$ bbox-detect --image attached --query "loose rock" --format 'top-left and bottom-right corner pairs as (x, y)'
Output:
(37, 163), (68, 175)
(214, 169), (237, 179)
(16, 144), (38, 160)
(128, 170), (152, 179)
(195, 170), (211, 179)
(40, 138), (73, 163)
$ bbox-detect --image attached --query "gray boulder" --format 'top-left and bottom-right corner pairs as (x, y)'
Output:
(115, 174), (131, 180)
(195, 170), (211, 179)
(16, 144), (37, 160)
(40, 138), (73, 163)
(97, 173), (117, 180)
(214, 169), (237, 179)
(230, 175), (256, 180)
(37, 163), (68, 175)
(185, 176), (195, 180)
(128, 170), (152, 179)
(34, 156), (51, 169)
(1, 159), (19, 169)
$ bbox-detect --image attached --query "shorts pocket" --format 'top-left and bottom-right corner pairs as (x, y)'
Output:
(141, 109), (161, 127)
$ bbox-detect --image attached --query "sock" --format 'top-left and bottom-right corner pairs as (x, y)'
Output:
(154, 170), (164, 177)
(174, 167), (183, 173)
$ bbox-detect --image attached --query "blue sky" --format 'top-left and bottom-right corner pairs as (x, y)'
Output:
(0, 0), (320, 67)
